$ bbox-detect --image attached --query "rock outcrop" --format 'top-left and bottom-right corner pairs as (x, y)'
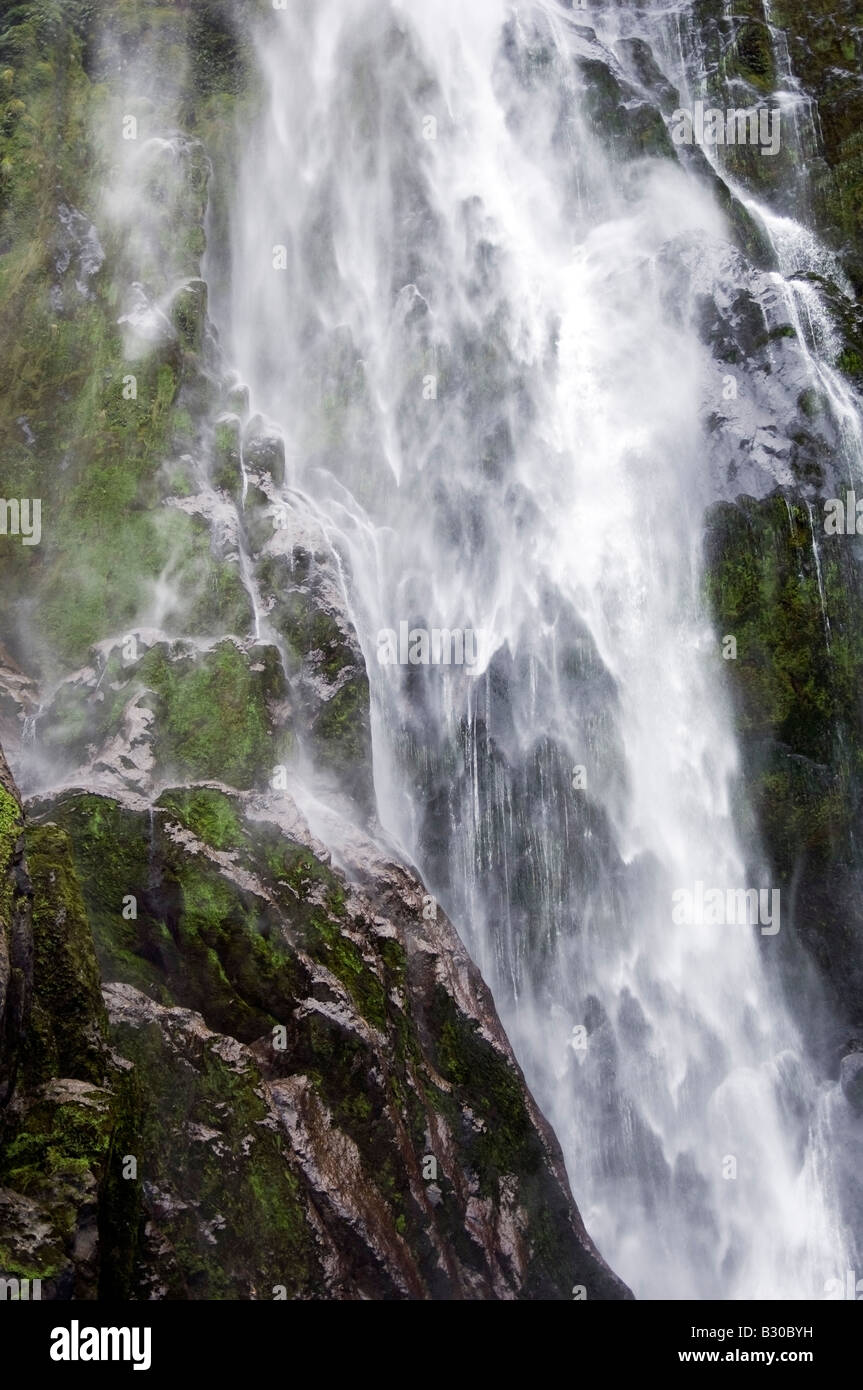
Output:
(0, 744), (629, 1299)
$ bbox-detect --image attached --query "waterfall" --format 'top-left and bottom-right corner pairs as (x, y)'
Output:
(214, 0), (853, 1297)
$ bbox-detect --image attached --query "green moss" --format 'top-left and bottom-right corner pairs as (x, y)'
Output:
(726, 20), (777, 92)
(703, 493), (863, 1021)
(34, 793), (175, 997)
(312, 673), (371, 776)
(0, 1), (258, 675)
(254, 555), (373, 809)
(798, 387), (825, 418)
(427, 984), (583, 1295)
(40, 788), (314, 1042)
(212, 416), (241, 496)
(378, 936), (407, 987)
(165, 854), (303, 1039)
(263, 576), (363, 692)
(703, 496), (862, 759)
(171, 279), (207, 351)
(0, 782), (23, 876)
(15, 776), (600, 1296)
(109, 1008), (321, 1299)
(0, 781), (22, 931)
(2, 1086), (113, 1192)
(157, 786), (246, 851)
(431, 986), (535, 1193)
(755, 754), (847, 876)
(0, 1078), (119, 1288)
(267, 840), (346, 915)
(33, 459), (253, 674)
(294, 1013), (414, 1247)
(138, 640), (284, 788)
(21, 822), (108, 1085)
(304, 911), (389, 1031)
(186, 1), (252, 102)
(95, 1064), (146, 1299)
(577, 58), (675, 162)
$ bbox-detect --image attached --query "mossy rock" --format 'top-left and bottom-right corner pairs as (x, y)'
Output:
(20, 822), (109, 1086)
(703, 495), (863, 759)
(138, 639), (287, 789)
(170, 277), (208, 352)
(106, 986), (323, 1299)
(212, 414), (242, 499)
(0, 0), (254, 676)
(257, 550), (374, 813)
(242, 414), (285, 486)
(703, 491), (863, 1027)
(577, 58), (675, 162)
(725, 21), (777, 93)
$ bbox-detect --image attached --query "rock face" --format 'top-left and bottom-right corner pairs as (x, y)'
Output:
(0, 748), (628, 1299)
(704, 496), (863, 1053)
(840, 1051), (863, 1115)
(676, 0), (863, 1063)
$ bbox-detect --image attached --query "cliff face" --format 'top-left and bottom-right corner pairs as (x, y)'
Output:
(673, 0), (863, 1056)
(0, 747), (627, 1298)
(0, 0), (862, 1299)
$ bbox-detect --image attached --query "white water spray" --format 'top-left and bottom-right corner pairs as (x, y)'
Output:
(217, 0), (851, 1297)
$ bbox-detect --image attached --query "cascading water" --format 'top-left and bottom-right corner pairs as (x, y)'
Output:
(213, 0), (856, 1297)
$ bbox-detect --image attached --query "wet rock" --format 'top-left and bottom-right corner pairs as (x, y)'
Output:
(243, 414), (286, 486)
(840, 1053), (863, 1113)
(0, 644), (38, 760)
(51, 203), (105, 310)
(170, 277), (208, 353)
(117, 282), (176, 355)
(0, 754), (632, 1300)
(256, 525), (374, 819)
(211, 413), (243, 499)
(576, 57), (675, 161)
(614, 37), (681, 116)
